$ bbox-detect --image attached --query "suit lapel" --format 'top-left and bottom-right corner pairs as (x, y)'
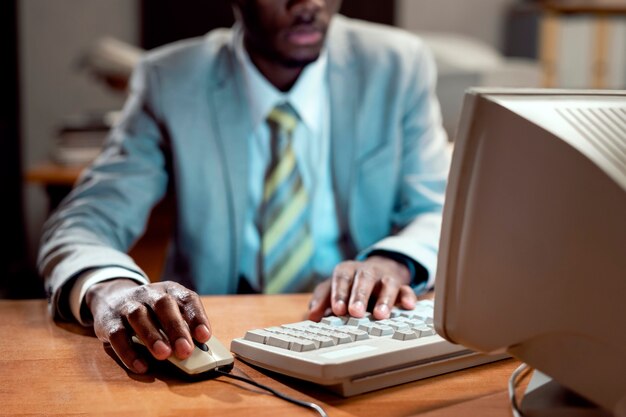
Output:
(328, 17), (361, 252)
(210, 47), (251, 291)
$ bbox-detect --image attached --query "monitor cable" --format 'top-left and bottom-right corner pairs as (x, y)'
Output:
(215, 369), (329, 417)
(508, 362), (533, 417)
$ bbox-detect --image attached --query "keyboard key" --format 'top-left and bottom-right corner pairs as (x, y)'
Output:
(378, 319), (410, 331)
(392, 330), (418, 341)
(266, 326), (284, 333)
(327, 332), (352, 345)
(294, 334), (322, 349)
(368, 324), (394, 337)
(282, 321), (315, 330)
(310, 335), (335, 348)
(412, 325), (436, 337)
(309, 323), (334, 331)
(321, 316), (345, 326)
(405, 318), (428, 327)
(267, 334), (292, 349)
(309, 329), (351, 345)
(357, 322), (375, 332)
(343, 328), (369, 341)
(347, 316), (372, 326)
(290, 339), (317, 352)
(390, 308), (410, 318)
(346, 313), (372, 327)
(244, 329), (273, 344)
(420, 316), (435, 325)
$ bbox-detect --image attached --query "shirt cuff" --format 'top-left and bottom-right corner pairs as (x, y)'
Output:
(69, 267), (149, 326)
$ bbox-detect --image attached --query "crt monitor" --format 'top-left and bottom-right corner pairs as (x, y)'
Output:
(434, 88), (626, 416)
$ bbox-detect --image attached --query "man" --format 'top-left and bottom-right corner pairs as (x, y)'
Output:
(38, 0), (450, 375)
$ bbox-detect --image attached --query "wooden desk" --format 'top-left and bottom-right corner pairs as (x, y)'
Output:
(0, 294), (524, 417)
(25, 161), (86, 210)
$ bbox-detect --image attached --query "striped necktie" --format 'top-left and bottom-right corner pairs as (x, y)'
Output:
(260, 103), (314, 293)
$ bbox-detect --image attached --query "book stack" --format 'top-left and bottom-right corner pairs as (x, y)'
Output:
(50, 110), (119, 166)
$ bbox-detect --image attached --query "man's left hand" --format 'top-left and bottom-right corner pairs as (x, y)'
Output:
(307, 256), (417, 322)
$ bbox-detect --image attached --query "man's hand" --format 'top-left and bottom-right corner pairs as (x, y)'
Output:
(85, 279), (211, 374)
(307, 255), (417, 322)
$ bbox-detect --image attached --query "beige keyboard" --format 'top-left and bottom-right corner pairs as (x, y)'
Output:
(230, 299), (508, 396)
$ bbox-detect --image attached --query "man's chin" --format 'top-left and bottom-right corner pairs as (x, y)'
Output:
(279, 47), (323, 68)
(281, 55), (320, 68)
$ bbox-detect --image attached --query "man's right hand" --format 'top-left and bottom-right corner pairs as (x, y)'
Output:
(85, 279), (212, 374)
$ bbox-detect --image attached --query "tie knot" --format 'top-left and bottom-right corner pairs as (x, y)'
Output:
(267, 102), (298, 134)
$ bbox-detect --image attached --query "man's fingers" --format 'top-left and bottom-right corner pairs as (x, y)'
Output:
(348, 266), (377, 318)
(151, 293), (194, 360)
(125, 302), (172, 361)
(307, 279), (331, 321)
(372, 276), (402, 320)
(177, 292), (212, 344)
(107, 321), (149, 374)
(330, 262), (357, 316)
(398, 285), (417, 310)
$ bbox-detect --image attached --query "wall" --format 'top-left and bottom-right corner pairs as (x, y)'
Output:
(20, 0), (139, 265)
(396, 0), (518, 52)
(397, 0), (626, 89)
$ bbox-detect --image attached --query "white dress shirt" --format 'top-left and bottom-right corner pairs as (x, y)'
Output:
(233, 26), (342, 291)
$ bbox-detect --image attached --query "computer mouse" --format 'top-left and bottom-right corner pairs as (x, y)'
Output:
(131, 333), (234, 376)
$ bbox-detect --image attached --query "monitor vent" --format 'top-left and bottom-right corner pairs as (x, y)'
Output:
(556, 106), (626, 176)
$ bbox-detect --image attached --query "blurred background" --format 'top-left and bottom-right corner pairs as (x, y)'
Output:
(3, 0), (625, 299)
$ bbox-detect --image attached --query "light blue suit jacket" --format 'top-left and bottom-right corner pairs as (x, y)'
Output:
(39, 16), (450, 320)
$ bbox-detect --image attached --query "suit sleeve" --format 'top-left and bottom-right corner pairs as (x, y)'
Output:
(37, 58), (169, 321)
(359, 41), (451, 292)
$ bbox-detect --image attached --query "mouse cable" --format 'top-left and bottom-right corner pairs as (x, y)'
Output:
(215, 369), (329, 417)
(508, 362), (532, 417)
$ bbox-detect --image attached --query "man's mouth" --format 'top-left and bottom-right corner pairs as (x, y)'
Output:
(286, 25), (324, 46)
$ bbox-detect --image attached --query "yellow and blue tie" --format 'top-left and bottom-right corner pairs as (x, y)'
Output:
(260, 103), (314, 294)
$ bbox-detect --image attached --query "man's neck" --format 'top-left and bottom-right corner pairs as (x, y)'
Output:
(245, 49), (305, 92)
(252, 58), (305, 92)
